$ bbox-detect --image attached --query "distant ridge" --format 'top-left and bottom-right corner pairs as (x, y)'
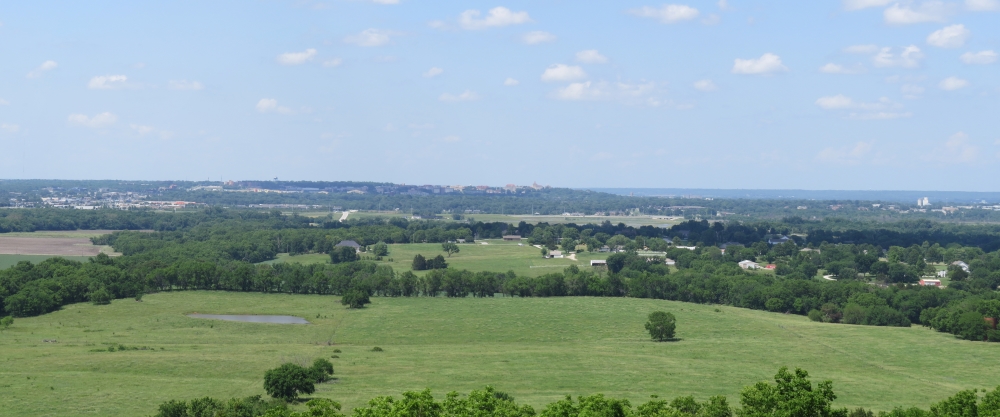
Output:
(585, 188), (1000, 204)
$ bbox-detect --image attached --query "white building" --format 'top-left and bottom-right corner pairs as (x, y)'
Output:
(739, 260), (761, 270)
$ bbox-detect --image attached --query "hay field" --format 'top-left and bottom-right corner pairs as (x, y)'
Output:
(1, 292), (998, 416)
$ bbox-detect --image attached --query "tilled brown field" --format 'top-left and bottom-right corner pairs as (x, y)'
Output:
(0, 237), (102, 256)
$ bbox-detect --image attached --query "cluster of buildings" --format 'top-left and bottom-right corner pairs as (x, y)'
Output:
(199, 181), (552, 196)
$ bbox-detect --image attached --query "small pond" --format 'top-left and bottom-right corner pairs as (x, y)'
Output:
(187, 314), (311, 324)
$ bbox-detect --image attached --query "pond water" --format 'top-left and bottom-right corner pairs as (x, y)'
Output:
(186, 314), (311, 324)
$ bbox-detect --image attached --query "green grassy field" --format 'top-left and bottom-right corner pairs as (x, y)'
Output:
(271, 240), (612, 277)
(1, 292), (998, 416)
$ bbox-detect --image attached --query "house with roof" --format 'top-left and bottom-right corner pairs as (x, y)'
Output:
(335, 240), (362, 252)
(951, 261), (970, 272)
(920, 279), (942, 287)
(739, 260), (761, 269)
(503, 235), (522, 241)
(591, 260), (607, 267)
(547, 250), (564, 259)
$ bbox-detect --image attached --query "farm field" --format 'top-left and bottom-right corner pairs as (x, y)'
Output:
(0, 230), (120, 266)
(1, 292), (997, 417)
(271, 240), (612, 277)
(0, 254), (93, 269)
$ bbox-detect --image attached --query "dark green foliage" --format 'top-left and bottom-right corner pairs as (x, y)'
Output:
(0, 316), (12, 330)
(263, 363), (316, 401)
(341, 289), (371, 309)
(645, 311), (676, 341)
(89, 288), (113, 305)
(371, 242), (389, 257)
(412, 254), (426, 271)
(738, 367), (843, 417)
(309, 358), (334, 382)
(329, 246), (358, 264)
(808, 309), (823, 322)
(154, 395), (285, 417)
(371, 346), (383, 352)
(442, 242), (460, 257)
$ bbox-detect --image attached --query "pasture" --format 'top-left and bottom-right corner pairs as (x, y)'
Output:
(272, 240), (612, 277)
(1, 292), (998, 416)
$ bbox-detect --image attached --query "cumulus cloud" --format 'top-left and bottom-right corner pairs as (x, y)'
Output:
(27, 60), (58, 79)
(815, 95), (908, 119)
(927, 24), (970, 48)
(344, 29), (392, 47)
(504, 78), (520, 86)
(88, 75), (128, 89)
(168, 80), (204, 90)
(960, 50), (997, 64)
(576, 50), (608, 64)
(901, 84), (926, 98)
(458, 7), (531, 30)
(68, 112), (118, 128)
(817, 142), (874, 165)
(884, 2), (952, 25)
(553, 81), (659, 104)
(693, 79), (718, 91)
(629, 4), (700, 23)
(441, 135), (461, 143)
(423, 67), (444, 78)
(541, 64), (587, 82)
(731, 53), (788, 75)
(323, 58), (343, 68)
(873, 46), (924, 68)
(966, 0), (1000, 11)
(844, 44), (880, 54)
(1, 123), (19, 133)
(130, 124), (155, 135)
(276, 48), (317, 65)
(718, 0), (732, 10)
(819, 63), (864, 74)
(848, 112), (912, 120)
(843, 0), (893, 10)
(522, 31), (556, 44)
(439, 90), (480, 102)
(256, 98), (293, 114)
(939, 76), (969, 90)
(928, 131), (978, 163)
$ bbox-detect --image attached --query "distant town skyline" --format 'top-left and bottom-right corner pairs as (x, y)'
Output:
(1, 1), (998, 190)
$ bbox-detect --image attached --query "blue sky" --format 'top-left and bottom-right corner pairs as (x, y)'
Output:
(1, 0), (998, 190)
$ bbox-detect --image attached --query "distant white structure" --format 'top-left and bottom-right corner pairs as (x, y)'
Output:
(591, 260), (607, 267)
(918, 197), (930, 207)
(739, 260), (761, 270)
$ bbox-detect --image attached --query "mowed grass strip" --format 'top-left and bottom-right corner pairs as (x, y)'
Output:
(2, 292), (999, 416)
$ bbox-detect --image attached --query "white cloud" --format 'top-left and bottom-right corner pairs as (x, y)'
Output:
(1, 123), (19, 133)
(522, 31), (556, 45)
(693, 79), (718, 91)
(504, 78), (520, 86)
(817, 142), (873, 165)
(458, 7), (531, 30)
(541, 64), (587, 82)
(576, 50), (608, 64)
(815, 95), (855, 109)
(27, 60), (58, 79)
(901, 84), (925, 98)
(439, 90), (480, 102)
(423, 67), (444, 78)
(168, 80), (204, 90)
(873, 45), (924, 68)
(819, 63), (864, 74)
(276, 48), (317, 65)
(939, 76), (969, 90)
(88, 75), (128, 89)
(367, 0), (399, 4)
(731, 53), (788, 75)
(966, 0), (1000, 11)
(848, 112), (912, 120)
(130, 124), (154, 135)
(344, 29), (392, 47)
(0, 98), (8, 105)
(929, 131), (978, 163)
(256, 98), (293, 114)
(323, 58), (343, 68)
(553, 81), (658, 103)
(815, 95), (905, 118)
(718, 0), (733, 11)
(441, 135), (462, 143)
(960, 50), (998, 64)
(884, 2), (951, 25)
(927, 24), (970, 48)
(844, 44), (879, 54)
(843, 0), (893, 10)
(629, 4), (700, 23)
(67, 112), (118, 128)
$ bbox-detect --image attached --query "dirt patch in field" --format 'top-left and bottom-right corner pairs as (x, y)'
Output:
(0, 237), (103, 256)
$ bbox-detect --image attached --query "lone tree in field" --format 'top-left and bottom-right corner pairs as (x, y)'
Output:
(0, 316), (12, 331)
(442, 242), (460, 257)
(341, 289), (371, 309)
(264, 363), (315, 401)
(645, 311), (676, 341)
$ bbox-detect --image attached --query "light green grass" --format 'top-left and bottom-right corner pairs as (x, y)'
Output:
(0, 254), (94, 269)
(1, 293), (997, 417)
(0, 230), (119, 238)
(272, 240), (611, 277)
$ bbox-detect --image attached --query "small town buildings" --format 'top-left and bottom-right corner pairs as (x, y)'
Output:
(920, 279), (943, 287)
(951, 261), (970, 272)
(503, 235), (522, 241)
(664, 258), (676, 266)
(937, 270), (947, 278)
(767, 235), (790, 245)
(739, 260), (760, 270)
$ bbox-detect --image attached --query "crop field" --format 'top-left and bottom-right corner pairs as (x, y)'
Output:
(272, 240), (614, 277)
(1, 292), (997, 417)
(0, 230), (120, 267)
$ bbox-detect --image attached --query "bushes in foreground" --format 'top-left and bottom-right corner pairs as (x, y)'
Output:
(155, 368), (1000, 417)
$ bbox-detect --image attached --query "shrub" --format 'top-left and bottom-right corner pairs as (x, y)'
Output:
(371, 347), (384, 352)
(90, 288), (113, 305)
(332, 349), (341, 353)
(263, 363), (315, 401)
(808, 310), (824, 322)
(309, 358), (334, 383)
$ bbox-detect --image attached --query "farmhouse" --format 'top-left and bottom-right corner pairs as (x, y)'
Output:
(920, 279), (943, 287)
(739, 260), (760, 270)
(503, 235), (522, 241)
(951, 261), (970, 272)
(664, 258), (676, 266)
(547, 250), (564, 259)
(335, 240), (362, 252)
(590, 260), (607, 267)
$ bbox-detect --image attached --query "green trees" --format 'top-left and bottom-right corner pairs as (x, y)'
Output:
(309, 358), (334, 383)
(264, 363), (316, 401)
(329, 246), (359, 264)
(0, 316), (12, 330)
(738, 367), (841, 417)
(89, 288), (113, 305)
(341, 289), (371, 309)
(645, 311), (676, 341)
(442, 242), (460, 257)
(412, 254), (446, 271)
(371, 242), (389, 257)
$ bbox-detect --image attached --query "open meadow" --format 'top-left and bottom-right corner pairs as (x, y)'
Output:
(271, 240), (613, 277)
(1, 292), (998, 416)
